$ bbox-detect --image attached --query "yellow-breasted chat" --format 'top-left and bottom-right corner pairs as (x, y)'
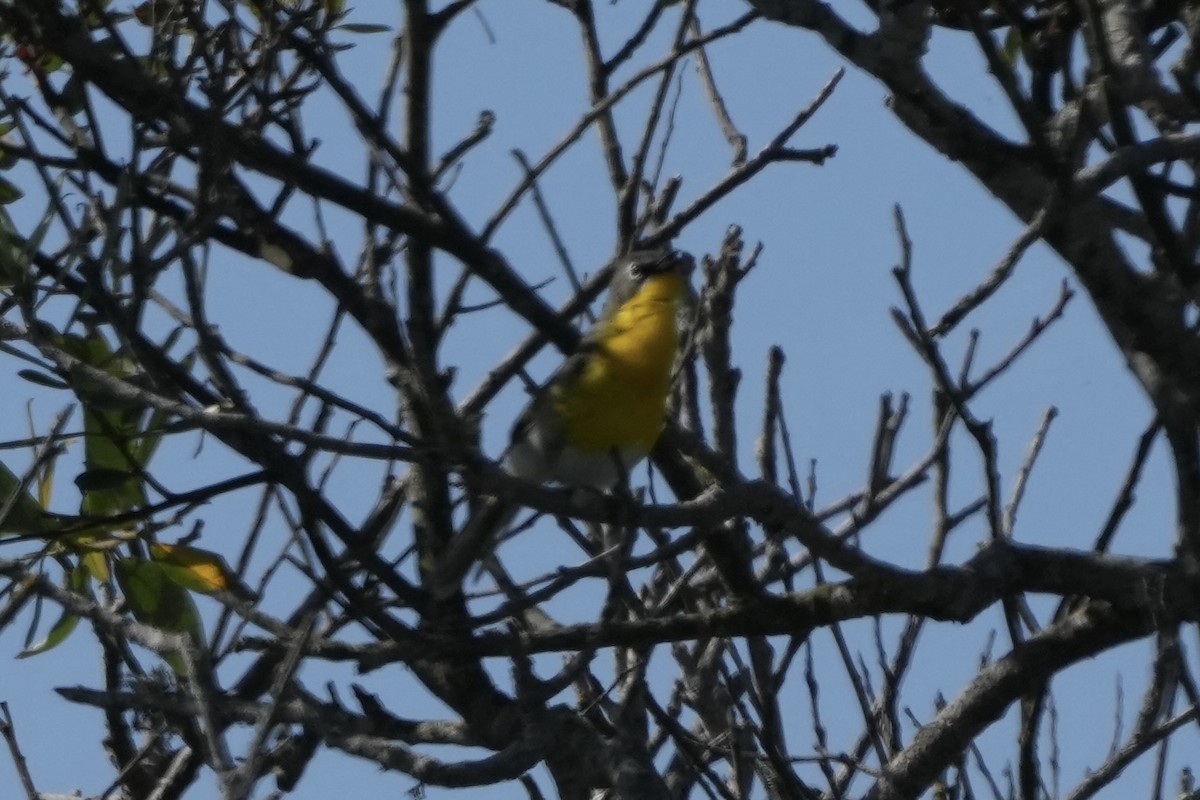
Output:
(429, 247), (695, 598)
(503, 247), (694, 488)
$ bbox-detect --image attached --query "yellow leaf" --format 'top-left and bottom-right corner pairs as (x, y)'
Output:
(151, 542), (251, 598)
(81, 550), (110, 582)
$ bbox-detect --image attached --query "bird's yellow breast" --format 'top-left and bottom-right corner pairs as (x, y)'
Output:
(553, 273), (683, 453)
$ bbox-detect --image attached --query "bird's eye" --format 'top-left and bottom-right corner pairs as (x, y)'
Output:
(629, 262), (646, 280)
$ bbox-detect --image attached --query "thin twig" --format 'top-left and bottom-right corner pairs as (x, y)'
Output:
(687, 13), (747, 163)
(965, 280), (1075, 397)
(1002, 406), (1058, 538)
(0, 703), (38, 800)
(1093, 419), (1161, 553)
(512, 149), (586, 306)
(226, 616), (317, 796)
(657, 69), (843, 242)
(929, 205), (1052, 337)
(482, 11), (761, 241)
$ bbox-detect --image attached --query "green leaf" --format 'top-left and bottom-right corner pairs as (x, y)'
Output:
(17, 369), (69, 389)
(0, 175), (23, 203)
(0, 186), (53, 288)
(114, 557), (204, 675)
(18, 566), (89, 657)
(37, 441), (56, 510)
(58, 74), (87, 117)
(133, 405), (171, 466)
(0, 206), (29, 287)
(132, 349), (190, 466)
(0, 121), (16, 171)
(1001, 27), (1023, 68)
(0, 459), (57, 537)
(4, 191), (60, 287)
(56, 332), (149, 517)
(82, 0), (116, 28)
(338, 23), (390, 34)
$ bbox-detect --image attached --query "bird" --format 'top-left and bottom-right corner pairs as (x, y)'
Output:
(428, 247), (695, 599)
(502, 246), (695, 489)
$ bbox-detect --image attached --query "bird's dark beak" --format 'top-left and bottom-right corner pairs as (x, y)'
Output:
(648, 249), (687, 274)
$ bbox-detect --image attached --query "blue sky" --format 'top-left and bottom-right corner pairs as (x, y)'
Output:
(0, 2), (1189, 797)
